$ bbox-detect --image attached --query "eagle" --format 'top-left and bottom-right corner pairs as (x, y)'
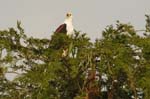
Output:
(55, 13), (74, 35)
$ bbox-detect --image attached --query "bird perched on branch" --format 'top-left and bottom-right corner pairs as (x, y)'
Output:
(55, 12), (74, 36)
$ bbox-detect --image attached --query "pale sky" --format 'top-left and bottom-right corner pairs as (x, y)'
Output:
(0, 0), (150, 41)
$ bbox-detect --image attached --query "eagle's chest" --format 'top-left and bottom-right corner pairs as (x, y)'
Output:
(67, 24), (73, 32)
(66, 23), (74, 35)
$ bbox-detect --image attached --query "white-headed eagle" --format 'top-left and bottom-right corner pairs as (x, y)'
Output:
(55, 13), (74, 35)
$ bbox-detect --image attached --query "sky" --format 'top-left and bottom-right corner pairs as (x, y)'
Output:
(0, 0), (150, 81)
(0, 0), (150, 41)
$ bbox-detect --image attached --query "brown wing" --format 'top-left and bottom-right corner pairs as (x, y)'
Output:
(55, 24), (67, 34)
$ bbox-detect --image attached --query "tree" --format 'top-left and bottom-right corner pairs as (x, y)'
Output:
(0, 16), (150, 99)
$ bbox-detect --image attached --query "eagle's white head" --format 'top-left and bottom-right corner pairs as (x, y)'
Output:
(64, 12), (74, 35)
(66, 12), (73, 20)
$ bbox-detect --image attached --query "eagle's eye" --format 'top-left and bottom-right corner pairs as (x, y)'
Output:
(66, 13), (69, 17)
(66, 13), (72, 17)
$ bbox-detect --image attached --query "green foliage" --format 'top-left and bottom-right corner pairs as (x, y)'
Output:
(0, 16), (150, 99)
